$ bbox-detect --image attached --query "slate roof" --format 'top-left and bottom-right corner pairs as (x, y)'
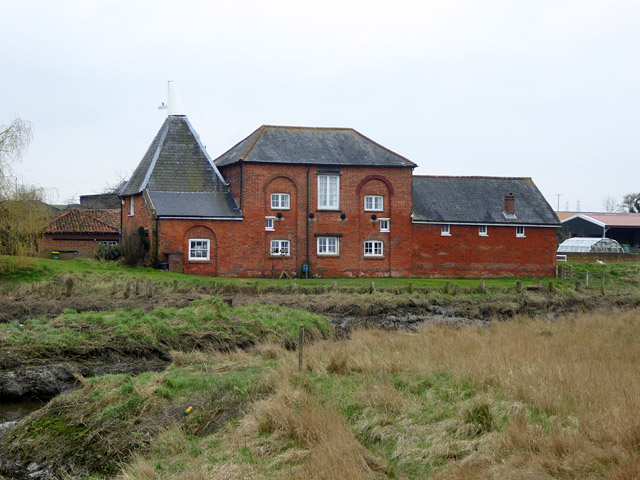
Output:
(44, 209), (120, 234)
(214, 126), (416, 168)
(147, 191), (242, 218)
(412, 176), (560, 226)
(121, 116), (229, 196)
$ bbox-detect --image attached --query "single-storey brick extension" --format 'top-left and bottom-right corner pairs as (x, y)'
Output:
(120, 107), (560, 278)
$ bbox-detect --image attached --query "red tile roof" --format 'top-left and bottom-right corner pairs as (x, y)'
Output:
(43, 209), (120, 234)
(561, 212), (640, 227)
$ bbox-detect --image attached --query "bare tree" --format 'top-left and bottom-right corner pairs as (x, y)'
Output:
(0, 118), (33, 198)
(601, 195), (621, 213)
(621, 193), (640, 213)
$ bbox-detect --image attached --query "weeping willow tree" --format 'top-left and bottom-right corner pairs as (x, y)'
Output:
(0, 117), (51, 256)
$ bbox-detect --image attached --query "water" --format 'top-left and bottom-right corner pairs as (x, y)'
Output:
(0, 400), (46, 423)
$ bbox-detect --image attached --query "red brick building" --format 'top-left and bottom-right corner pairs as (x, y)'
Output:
(40, 209), (120, 259)
(120, 109), (559, 278)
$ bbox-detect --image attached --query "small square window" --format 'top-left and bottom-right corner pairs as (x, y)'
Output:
(379, 218), (390, 232)
(364, 240), (383, 257)
(317, 237), (339, 255)
(516, 226), (526, 237)
(441, 224), (451, 236)
(479, 225), (488, 236)
(189, 239), (210, 261)
(265, 217), (275, 231)
(271, 193), (290, 210)
(364, 195), (383, 211)
(270, 239), (290, 256)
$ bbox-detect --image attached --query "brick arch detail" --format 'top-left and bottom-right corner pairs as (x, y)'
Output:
(262, 173), (299, 194)
(355, 175), (394, 197)
(183, 224), (218, 276)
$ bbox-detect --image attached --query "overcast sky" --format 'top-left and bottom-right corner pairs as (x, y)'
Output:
(2, 0), (639, 211)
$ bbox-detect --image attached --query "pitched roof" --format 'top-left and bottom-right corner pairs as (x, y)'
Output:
(214, 125), (416, 168)
(44, 209), (120, 234)
(147, 191), (242, 218)
(561, 213), (640, 228)
(121, 116), (229, 196)
(412, 176), (560, 226)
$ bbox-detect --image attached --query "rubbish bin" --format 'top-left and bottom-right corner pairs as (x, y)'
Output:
(159, 262), (169, 271)
(51, 252), (60, 260)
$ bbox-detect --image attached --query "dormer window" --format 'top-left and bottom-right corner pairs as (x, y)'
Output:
(364, 195), (383, 211)
(271, 193), (290, 210)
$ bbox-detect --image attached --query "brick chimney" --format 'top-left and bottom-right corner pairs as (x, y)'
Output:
(504, 193), (515, 215)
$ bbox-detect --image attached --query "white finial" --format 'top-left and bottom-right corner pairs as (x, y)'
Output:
(166, 80), (186, 116)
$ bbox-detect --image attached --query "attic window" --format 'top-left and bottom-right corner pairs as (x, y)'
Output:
(441, 224), (451, 236)
(516, 226), (526, 238)
(479, 225), (488, 236)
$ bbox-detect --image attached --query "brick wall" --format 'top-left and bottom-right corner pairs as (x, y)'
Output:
(121, 193), (154, 263)
(39, 233), (120, 259)
(412, 223), (557, 277)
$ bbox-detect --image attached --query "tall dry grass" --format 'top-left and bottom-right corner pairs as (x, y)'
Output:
(305, 309), (640, 478)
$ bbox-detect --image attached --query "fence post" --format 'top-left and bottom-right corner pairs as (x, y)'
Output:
(600, 272), (605, 295)
(479, 280), (486, 293)
(173, 280), (178, 293)
(125, 282), (131, 299)
(298, 325), (305, 371)
(549, 281), (555, 293)
(408, 281), (414, 293)
(111, 280), (118, 296)
(332, 281), (338, 292)
(585, 271), (589, 287)
(64, 277), (73, 297)
(148, 281), (154, 298)
(135, 279), (141, 296)
(516, 280), (522, 293)
(369, 281), (375, 294)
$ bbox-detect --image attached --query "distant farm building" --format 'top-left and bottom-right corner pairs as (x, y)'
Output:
(557, 237), (624, 254)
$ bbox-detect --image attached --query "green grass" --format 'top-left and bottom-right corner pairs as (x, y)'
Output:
(0, 297), (331, 362)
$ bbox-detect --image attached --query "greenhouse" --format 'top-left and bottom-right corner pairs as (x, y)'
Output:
(557, 237), (624, 253)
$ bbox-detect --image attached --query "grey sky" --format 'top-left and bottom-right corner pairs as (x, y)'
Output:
(2, 0), (639, 211)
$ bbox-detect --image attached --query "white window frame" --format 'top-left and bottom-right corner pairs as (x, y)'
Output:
(364, 240), (383, 257)
(270, 193), (290, 210)
(516, 226), (526, 238)
(441, 224), (451, 236)
(318, 175), (340, 210)
(265, 216), (275, 231)
(479, 225), (488, 236)
(270, 239), (290, 256)
(129, 196), (134, 216)
(317, 237), (339, 255)
(379, 218), (390, 233)
(98, 241), (118, 246)
(364, 195), (383, 212)
(189, 239), (210, 261)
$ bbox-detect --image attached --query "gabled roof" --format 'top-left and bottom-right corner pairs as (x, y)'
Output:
(44, 209), (120, 234)
(412, 176), (560, 226)
(214, 125), (416, 168)
(147, 191), (242, 218)
(561, 212), (640, 228)
(121, 116), (229, 196)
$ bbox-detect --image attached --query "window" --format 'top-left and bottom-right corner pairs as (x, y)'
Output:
(479, 225), (488, 236)
(265, 217), (275, 231)
(99, 241), (118, 246)
(317, 237), (339, 255)
(379, 218), (390, 232)
(364, 195), (383, 211)
(271, 193), (290, 210)
(189, 239), (210, 261)
(364, 240), (383, 257)
(441, 224), (451, 236)
(516, 226), (526, 237)
(129, 196), (134, 216)
(318, 175), (339, 209)
(270, 239), (290, 256)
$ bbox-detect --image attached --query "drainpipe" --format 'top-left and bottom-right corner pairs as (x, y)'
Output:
(155, 216), (160, 268)
(306, 167), (310, 269)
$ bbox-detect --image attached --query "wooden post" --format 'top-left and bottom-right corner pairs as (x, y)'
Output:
(516, 280), (522, 293)
(125, 282), (131, 299)
(585, 271), (589, 287)
(298, 324), (304, 370)
(212, 280), (218, 294)
(64, 277), (73, 297)
(568, 265), (573, 280)
(369, 281), (375, 294)
(111, 280), (118, 295)
(575, 280), (581, 291)
(601, 272), (605, 295)
(148, 281), (154, 298)
(332, 281), (338, 292)
(291, 281), (298, 293)
(173, 280), (178, 293)
(549, 281), (555, 293)
(135, 279), (140, 296)
(479, 280), (486, 293)
(445, 281), (452, 295)
(408, 281), (414, 293)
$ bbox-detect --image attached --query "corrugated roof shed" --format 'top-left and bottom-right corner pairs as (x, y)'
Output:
(412, 176), (560, 225)
(214, 126), (416, 168)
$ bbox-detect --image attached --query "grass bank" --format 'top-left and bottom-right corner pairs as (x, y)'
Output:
(2, 308), (638, 479)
